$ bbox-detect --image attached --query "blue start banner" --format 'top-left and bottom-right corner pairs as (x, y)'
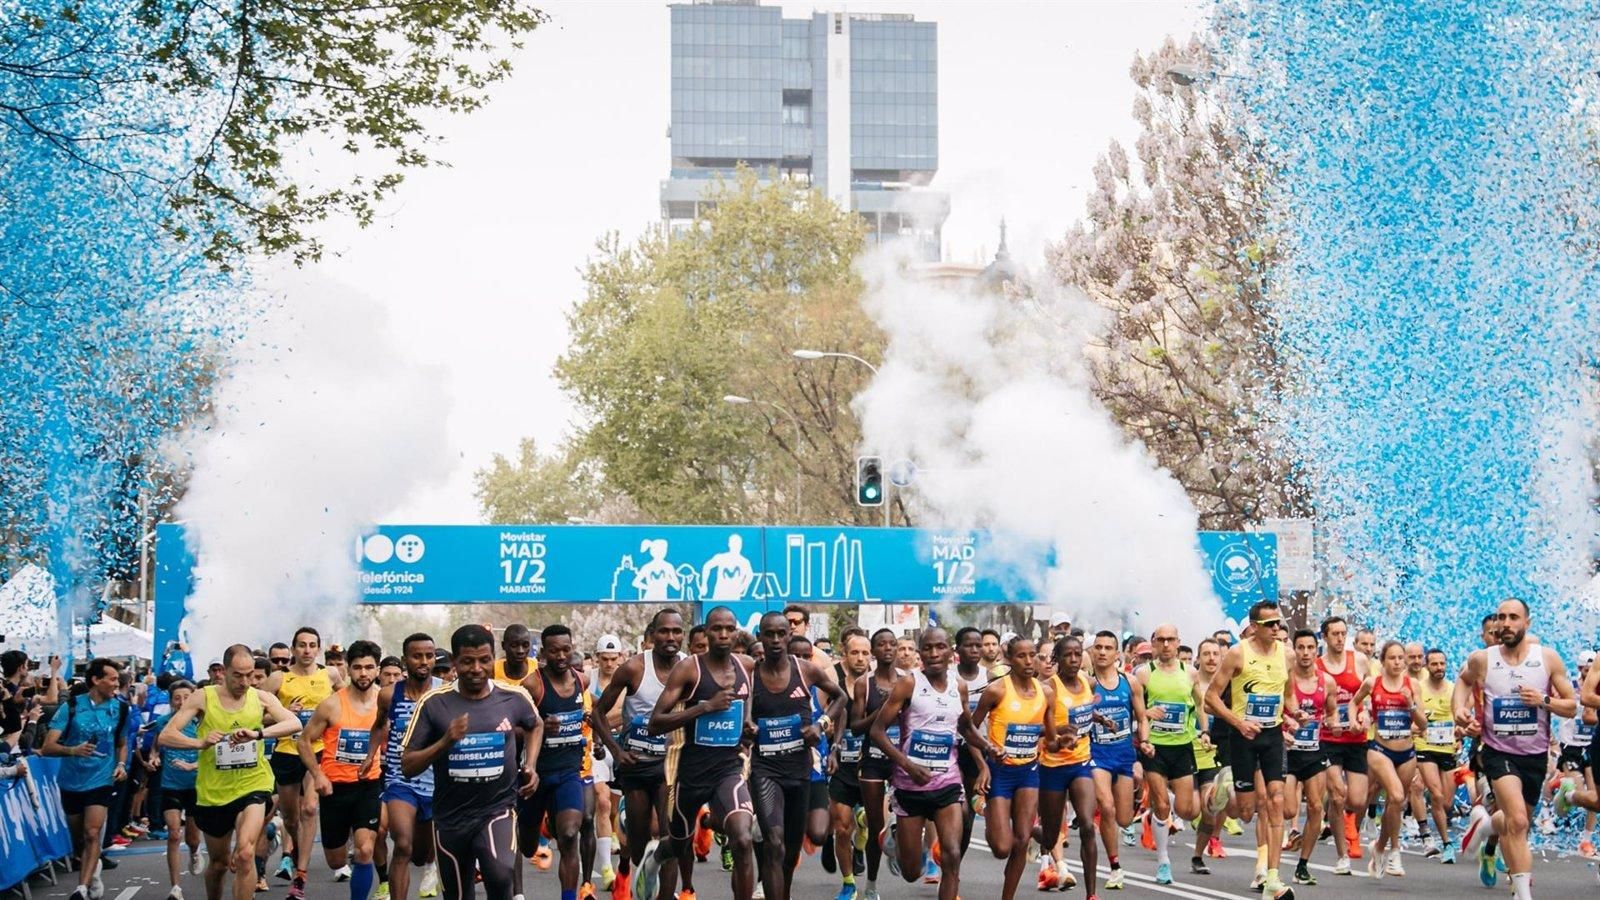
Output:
(0, 756), (75, 891)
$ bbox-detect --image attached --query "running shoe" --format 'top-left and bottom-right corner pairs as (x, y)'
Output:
(1191, 857), (1211, 875)
(1460, 806), (1491, 855)
(836, 884), (858, 900)
(253, 880), (267, 895)
(1476, 844), (1497, 888)
(600, 866), (616, 890)
(693, 817), (714, 862)
(71, 888), (90, 900)
(1154, 861), (1172, 885)
(1343, 813), (1360, 856)
(333, 865), (352, 882)
(1262, 877), (1295, 899)
(1331, 857), (1350, 876)
(821, 837), (837, 873)
(535, 845), (554, 871)
(1385, 850), (1404, 877)
(190, 849), (207, 877)
(1249, 870), (1266, 890)
(751, 882), (765, 900)
(90, 860), (104, 900)
(1141, 816), (1156, 852)
(1423, 834), (1441, 858)
(884, 827), (900, 878)
(1293, 861), (1316, 885)
(922, 852), (941, 885)
(418, 864), (440, 898)
(674, 890), (694, 900)
(1205, 837), (1226, 858)
(853, 848), (865, 875)
(1120, 824), (1137, 847)
(721, 845), (734, 872)
(580, 885), (597, 900)
(149, 829), (168, 841)
(1495, 850), (1506, 873)
(375, 882), (390, 899)
(287, 875), (306, 900)
(1037, 858), (1059, 890)
(1282, 828), (1301, 852)
(1367, 841), (1383, 880)
(1058, 860), (1076, 889)
(638, 840), (661, 900)
(276, 858), (294, 881)
(168, 887), (185, 900)
(861, 889), (880, 900)
(110, 836), (133, 847)
(1209, 769), (1233, 816)
(1441, 841), (1457, 864)
(1223, 817), (1243, 836)
(1579, 838), (1598, 860)
(1104, 867), (1124, 890)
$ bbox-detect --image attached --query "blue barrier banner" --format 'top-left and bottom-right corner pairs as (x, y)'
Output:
(0, 756), (74, 890)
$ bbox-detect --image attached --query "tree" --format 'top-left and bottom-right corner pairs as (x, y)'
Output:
(1049, 35), (1307, 529)
(548, 170), (897, 527)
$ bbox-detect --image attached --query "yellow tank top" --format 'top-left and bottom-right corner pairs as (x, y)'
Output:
(494, 658), (538, 687)
(1041, 672), (1094, 767)
(1414, 678), (1457, 754)
(1229, 640), (1287, 728)
(987, 675), (1046, 765)
(196, 686), (274, 806)
(276, 667), (333, 754)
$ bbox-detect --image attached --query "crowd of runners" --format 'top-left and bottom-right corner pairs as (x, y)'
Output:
(3, 596), (1599, 900)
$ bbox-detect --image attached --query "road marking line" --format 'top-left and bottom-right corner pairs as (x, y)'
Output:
(112, 888), (140, 900)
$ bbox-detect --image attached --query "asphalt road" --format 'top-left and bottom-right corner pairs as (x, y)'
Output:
(23, 823), (1600, 900)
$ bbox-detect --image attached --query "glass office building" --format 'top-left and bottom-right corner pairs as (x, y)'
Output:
(662, 0), (949, 260)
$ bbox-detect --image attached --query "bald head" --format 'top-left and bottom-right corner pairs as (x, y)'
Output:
(1151, 624), (1179, 662)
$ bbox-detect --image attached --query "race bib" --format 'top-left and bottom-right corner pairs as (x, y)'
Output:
(1150, 701), (1188, 734)
(906, 729), (954, 771)
(1093, 707), (1131, 744)
(692, 700), (744, 748)
(1425, 722), (1455, 747)
(214, 738), (258, 771)
(1291, 719), (1320, 752)
(756, 714), (804, 754)
(1068, 704), (1095, 734)
(1245, 693), (1282, 725)
(334, 728), (371, 765)
(1490, 696), (1536, 736)
(1375, 708), (1411, 740)
(624, 713), (668, 757)
(838, 731), (864, 765)
(1002, 722), (1043, 760)
(867, 724), (900, 760)
(545, 709), (585, 748)
(1335, 702), (1354, 730)
(1576, 720), (1596, 743)
(447, 732), (506, 781)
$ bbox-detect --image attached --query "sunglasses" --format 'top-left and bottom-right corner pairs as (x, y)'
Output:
(1253, 618), (1285, 629)
(269, 657), (292, 667)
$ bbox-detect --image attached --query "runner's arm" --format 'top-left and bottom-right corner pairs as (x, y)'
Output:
(1452, 651), (1484, 729)
(400, 695), (450, 778)
(158, 689), (210, 751)
(1542, 649), (1578, 719)
(297, 694), (338, 779)
(258, 691), (309, 739)
(1204, 648), (1246, 732)
(802, 659), (847, 727)
(867, 675), (918, 773)
(646, 657), (713, 735)
(591, 658), (638, 761)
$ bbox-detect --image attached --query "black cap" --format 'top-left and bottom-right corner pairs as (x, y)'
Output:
(432, 649), (453, 669)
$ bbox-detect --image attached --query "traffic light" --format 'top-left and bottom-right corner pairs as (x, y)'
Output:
(856, 456), (884, 507)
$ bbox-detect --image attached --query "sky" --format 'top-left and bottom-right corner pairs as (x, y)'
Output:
(310, 0), (1207, 524)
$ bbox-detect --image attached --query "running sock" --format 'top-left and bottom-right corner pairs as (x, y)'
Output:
(596, 837), (612, 869)
(1256, 844), (1268, 868)
(842, 872), (855, 886)
(1108, 855), (1120, 870)
(1266, 867), (1280, 886)
(1154, 816), (1170, 864)
(375, 863), (388, 884)
(1510, 871), (1532, 900)
(350, 863), (375, 900)
(561, 891), (577, 900)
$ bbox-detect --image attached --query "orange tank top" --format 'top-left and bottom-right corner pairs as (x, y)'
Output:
(320, 689), (379, 783)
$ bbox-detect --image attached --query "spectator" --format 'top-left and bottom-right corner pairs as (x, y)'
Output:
(42, 658), (131, 900)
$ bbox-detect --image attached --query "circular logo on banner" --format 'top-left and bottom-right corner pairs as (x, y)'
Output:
(1214, 542), (1262, 595)
(395, 534), (427, 564)
(363, 534), (395, 564)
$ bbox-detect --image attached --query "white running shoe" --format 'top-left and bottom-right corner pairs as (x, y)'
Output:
(1105, 867), (1125, 890)
(190, 848), (207, 877)
(167, 887), (185, 900)
(1058, 859), (1076, 890)
(1332, 856), (1351, 875)
(333, 865), (352, 882)
(417, 864), (440, 898)
(90, 860), (105, 900)
(1368, 841), (1384, 880)
(1460, 806), (1492, 855)
(1385, 849), (1405, 876)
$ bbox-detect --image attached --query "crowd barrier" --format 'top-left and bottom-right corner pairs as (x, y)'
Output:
(0, 756), (74, 893)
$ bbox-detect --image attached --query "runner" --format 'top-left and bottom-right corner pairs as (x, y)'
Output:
(786, 633), (839, 879)
(1351, 639), (1425, 879)
(747, 612), (845, 900)
(401, 624), (543, 900)
(152, 680), (205, 900)
(1037, 634), (1096, 894)
(980, 630), (1007, 678)
(826, 631), (873, 900)
(1315, 615), (1371, 873)
(970, 636), (1051, 900)
(868, 627), (988, 900)
(952, 627), (992, 859)
(1206, 600), (1299, 900)
(1282, 629), (1336, 887)
(298, 640), (384, 900)
(1087, 630), (1145, 891)
(593, 609), (687, 900)
(1189, 638), (1225, 873)
(262, 627), (344, 899)
(1455, 598), (1577, 900)
(1136, 623), (1206, 886)
(160, 645), (303, 900)
(648, 606), (757, 900)
(588, 634), (625, 893)
(43, 658), (130, 900)
(1413, 648), (1460, 863)
(522, 624), (594, 900)
(370, 634), (441, 900)
(851, 628), (901, 900)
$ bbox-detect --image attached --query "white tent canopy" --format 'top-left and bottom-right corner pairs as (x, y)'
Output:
(0, 564), (152, 660)
(71, 618), (154, 661)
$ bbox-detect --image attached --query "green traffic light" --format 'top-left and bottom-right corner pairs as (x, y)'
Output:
(863, 486), (880, 501)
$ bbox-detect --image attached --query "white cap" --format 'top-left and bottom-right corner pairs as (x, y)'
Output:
(1581, 650), (1596, 667)
(596, 634), (625, 654)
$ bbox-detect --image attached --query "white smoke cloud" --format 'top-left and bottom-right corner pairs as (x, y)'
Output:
(173, 266), (454, 662)
(854, 247), (1222, 638)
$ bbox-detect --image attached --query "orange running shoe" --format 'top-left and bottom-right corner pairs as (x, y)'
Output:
(612, 872), (632, 900)
(931, 841), (942, 867)
(676, 891), (697, 900)
(1037, 860), (1060, 891)
(534, 845), (554, 871)
(1140, 816), (1156, 852)
(1579, 839), (1598, 860)
(1205, 836), (1226, 858)
(579, 883), (596, 900)
(693, 822), (714, 862)
(1344, 813), (1362, 859)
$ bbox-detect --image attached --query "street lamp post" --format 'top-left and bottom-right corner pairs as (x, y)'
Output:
(791, 348), (889, 526)
(724, 395), (803, 520)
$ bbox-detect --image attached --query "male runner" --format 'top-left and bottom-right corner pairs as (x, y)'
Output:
(979, 630), (1007, 677)
(648, 607), (756, 900)
(495, 624), (540, 689)
(868, 627), (988, 900)
(1315, 615), (1369, 872)
(1136, 623), (1206, 886)
(589, 634), (625, 891)
(1088, 630), (1146, 890)
(1283, 629), (1336, 886)
(370, 634), (440, 900)
(43, 658), (128, 900)
(952, 627), (992, 857)
(1456, 598), (1576, 900)
(161, 645), (303, 900)
(593, 609), (686, 900)
(851, 628), (901, 900)
(748, 612), (845, 900)
(827, 631), (873, 900)
(1354, 629), (1377, 663)
(523, 624), (593, 900)
(262, 627), (343, 898)
(1189, 638), (1225, 872)
(1413, 648), (1459, 861)
(299, 641), (384, 900)
(402, 625), (542, 900)
(1207, 599), (1299, 900)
